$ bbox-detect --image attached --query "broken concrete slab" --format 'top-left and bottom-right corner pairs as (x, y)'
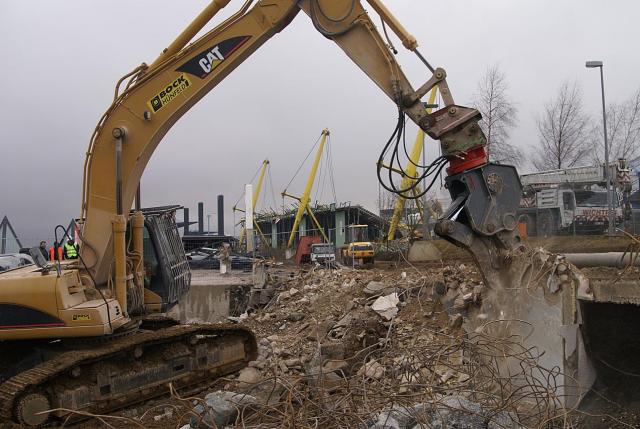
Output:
(407, 240), (442, 262)
(371, 293), (399, 320)
(190, 391), (258, 428)
(364, 280), (386, 296)
(237, 366), (261, 385)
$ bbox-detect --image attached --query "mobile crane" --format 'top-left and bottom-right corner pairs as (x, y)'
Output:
(518, 159), (632, 235)
(0, 0), (519, 425)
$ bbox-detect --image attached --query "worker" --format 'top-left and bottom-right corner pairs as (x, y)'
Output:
(49, 241), (63, 262)
(39, 241), (49, 259)
(219, 243), (231, 274)
(64, 238), (79, 259)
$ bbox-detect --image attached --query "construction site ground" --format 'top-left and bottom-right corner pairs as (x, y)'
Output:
(38, 237), (636, 429)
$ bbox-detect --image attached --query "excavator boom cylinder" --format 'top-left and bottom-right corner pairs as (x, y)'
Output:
(149, 0), (232, 70)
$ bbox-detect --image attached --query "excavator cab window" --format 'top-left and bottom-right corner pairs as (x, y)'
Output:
(347, 225), (369, 243)
(142, 226), (161, 291)
(128, 207), (191, 312)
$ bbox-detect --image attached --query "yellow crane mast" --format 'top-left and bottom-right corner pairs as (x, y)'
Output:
(282, 129), (330, 248)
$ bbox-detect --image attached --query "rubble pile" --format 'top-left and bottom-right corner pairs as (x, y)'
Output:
(182, 264), (567, 428)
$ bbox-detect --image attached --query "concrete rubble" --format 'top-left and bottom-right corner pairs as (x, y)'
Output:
(189, 391), (258, 428)
(371, 292), (400, 320)
(173, 263), (566, 428)
(78, 249), (640, 429)
(29, 234), (637, 429)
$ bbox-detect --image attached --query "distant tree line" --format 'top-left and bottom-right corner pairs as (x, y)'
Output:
(471, 64), (640, 171)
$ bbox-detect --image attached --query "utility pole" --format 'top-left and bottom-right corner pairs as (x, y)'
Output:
(586, 60), (614, 236)
(245, 184), (254, 252)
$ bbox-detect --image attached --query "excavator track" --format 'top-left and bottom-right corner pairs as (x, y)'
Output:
(0, 324), (257, 426)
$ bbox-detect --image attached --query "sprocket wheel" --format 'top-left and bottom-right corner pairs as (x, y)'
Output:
(15, 392), (51, 427)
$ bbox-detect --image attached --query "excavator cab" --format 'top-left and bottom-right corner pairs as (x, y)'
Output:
(129, 206), (190, 314)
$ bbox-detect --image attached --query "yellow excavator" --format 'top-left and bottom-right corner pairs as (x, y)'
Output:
(0, 0), (514, 426)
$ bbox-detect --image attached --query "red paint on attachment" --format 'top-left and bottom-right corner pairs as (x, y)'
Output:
(447, 146), (488, 175)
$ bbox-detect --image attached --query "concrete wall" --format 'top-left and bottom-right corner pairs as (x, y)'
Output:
(168, 271), (251, 323)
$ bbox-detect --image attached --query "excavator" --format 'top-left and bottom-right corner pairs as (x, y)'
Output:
(0, 0), (524, 426)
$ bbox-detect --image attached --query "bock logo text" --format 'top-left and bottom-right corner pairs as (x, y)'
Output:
(176, 36), (251, 79)
(72, 314), (91, 322)
(147, 74), (191, 113)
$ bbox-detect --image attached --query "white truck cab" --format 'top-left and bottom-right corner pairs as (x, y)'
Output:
(310, 243), (336, 263)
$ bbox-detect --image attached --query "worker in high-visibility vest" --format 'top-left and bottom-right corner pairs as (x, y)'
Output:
(49, 241), (63, 262)
(39, 241), (49, 260)
(64, 239), (79, 259)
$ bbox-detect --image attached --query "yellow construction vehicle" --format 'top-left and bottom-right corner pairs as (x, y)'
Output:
(340, 224), (375, 265)
(0, 0), (494, 426)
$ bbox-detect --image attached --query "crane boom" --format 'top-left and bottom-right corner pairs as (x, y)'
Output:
(521, 161), (629, 189)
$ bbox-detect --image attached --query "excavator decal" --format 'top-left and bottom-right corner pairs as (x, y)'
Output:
(176, 35), (251, 78)
(0, 304), (65, 329)
(147, 74), (192, 113)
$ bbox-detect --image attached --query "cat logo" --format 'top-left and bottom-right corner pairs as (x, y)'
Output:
(176, 36), (251, 79)
(147, 74), (191, 114)
(72, 314), (91, 322)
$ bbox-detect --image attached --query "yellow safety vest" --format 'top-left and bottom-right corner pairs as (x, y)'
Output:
(64, 242), (77, 258)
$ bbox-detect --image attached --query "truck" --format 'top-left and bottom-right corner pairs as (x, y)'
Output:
(310, 243), (336, 264)
(517, 159), (632, 236)
(340, 224), (375, 265)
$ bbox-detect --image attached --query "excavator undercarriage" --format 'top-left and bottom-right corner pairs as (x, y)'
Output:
(1, 323), (256, 426)
(0, 207), (258, 426)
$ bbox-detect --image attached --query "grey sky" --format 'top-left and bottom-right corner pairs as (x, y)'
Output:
(1, 0), (639, 246)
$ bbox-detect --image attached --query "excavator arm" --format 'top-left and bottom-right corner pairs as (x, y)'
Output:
(80, 0), (493, 286)
(83, 1), (401, 282)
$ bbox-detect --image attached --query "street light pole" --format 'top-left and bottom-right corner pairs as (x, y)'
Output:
(586, 61), (614, 236)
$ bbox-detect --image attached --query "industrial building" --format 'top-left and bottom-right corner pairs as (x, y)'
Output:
(254, 203), (387, 249)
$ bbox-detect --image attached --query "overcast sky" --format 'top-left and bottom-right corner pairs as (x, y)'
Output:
(1, 0), (639, 246)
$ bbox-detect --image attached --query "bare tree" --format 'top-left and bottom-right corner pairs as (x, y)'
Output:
(377, 188), (397, 220)
(590, 88), (640, 164)
(472, 65), (521, 165)
(533, 81), (590, 170)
